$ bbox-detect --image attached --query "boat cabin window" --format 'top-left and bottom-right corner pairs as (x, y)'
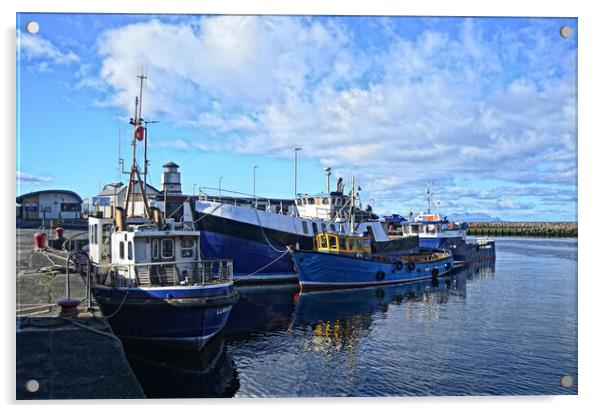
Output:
(320, 235), (327, 248)
(356, 239), (362, 250)
(340, 237), (347, 251)
(321, 223), (327, 232)
(152, 239), (160, 259)
(327, 235), (338, 249)
(181, 238), (195, 258)
(161, 239), (174, 259)
(102, 224), (112, 244)
(302, 221), (308, 234)
(307, 198), (315, 205)
(312, 222), (318, 234)
(330, 224), (336, 232)
(119, 241), (125, 259)
(410, 224), (421, 235)
(296, 199), (302, 206)
(127, 241), (133, 260)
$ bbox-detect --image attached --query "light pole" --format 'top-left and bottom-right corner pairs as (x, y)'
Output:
(218, 176), (223, 201)
(193, 183), (197, 197)
(253, 165), (259, 207)
(294, 147), (302, 198)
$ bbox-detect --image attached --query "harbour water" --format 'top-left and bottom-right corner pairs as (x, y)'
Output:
(123, 237), (578, 397)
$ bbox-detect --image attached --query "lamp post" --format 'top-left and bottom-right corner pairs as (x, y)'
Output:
(218, 176), (223, 201)
(294, 147), (302, 198)
(193, 183), (197, 197)
(253, 165), (259, 207)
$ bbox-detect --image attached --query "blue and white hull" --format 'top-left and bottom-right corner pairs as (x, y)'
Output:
(419, 236), (496, 263)
(93, 284), (238, 349)
(291, 250), (455, 289)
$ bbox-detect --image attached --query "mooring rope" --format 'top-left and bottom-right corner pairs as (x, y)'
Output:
(102, 291), (130, 319)
(243, 249), (291, 278)
(253, 206), (290, 253)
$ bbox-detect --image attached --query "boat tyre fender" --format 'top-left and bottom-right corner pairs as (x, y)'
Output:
(376, 271), (385, 281)
(395, 260), (404, 271)
(407, 262), (415, 272)
(432, 267), (439, 281)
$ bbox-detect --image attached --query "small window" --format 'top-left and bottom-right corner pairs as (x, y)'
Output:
(312, 222), (318, 234)
(181, 238), (195, 258)
(119, 241), (125, 259)
(161, 239), (174, 259)
(320, 236), (327, 248)
(152, 239), (160, 259)
(102, 224), (112, 244)
(356, 240), (362, 250)
(301, 221), (308, 234)
(330, 224), (335, 232)
(127, 241), (133, 260)
(308, 198), (315, 205)
(321, 223), (327, 232)
(328, 235), (338, 249)
(340, 238), (347, 251)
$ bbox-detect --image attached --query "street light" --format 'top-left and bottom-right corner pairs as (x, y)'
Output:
(193, 183), (197, 197)
(218, 176), (223, 201)
(294, 147), (302, 198)
(253, 165), (259, 207)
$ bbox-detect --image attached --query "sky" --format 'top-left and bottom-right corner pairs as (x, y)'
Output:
(16, 13), (577, 221)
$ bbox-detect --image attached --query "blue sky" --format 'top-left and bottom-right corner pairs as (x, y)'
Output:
(16, 14), (577, 221)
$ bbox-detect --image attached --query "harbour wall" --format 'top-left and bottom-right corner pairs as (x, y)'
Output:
(467, 222), (577, 238)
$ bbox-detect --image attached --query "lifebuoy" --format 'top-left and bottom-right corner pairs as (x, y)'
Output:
(376, 271), (385, 281)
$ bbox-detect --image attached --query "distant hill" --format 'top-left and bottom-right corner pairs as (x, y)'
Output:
(446, 212), (502, 222)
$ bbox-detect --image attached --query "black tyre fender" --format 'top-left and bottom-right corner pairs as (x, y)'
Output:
(407, 262), (416, 272)
(376, 271), (385, 281)
(395, 260), (404, 271)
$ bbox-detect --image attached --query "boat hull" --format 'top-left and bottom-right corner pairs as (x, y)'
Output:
(419, 237), (495, 263)
(92, 284), (238, 349)
(291, 251), (455, 289)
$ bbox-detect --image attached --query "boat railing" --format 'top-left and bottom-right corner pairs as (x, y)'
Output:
(198, 187), (280, 211)
(109, 259), (234, 288)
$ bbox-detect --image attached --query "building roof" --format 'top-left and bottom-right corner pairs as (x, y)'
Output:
(16, 190), (83, 204)
(97, 181), (161, 196)
(162, 161), (179, 168)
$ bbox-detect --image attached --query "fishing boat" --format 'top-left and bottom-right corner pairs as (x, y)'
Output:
(193, 173), (418, 283)
(289, 178), (455, 290)
(87, 75), (238, 349)
(395, 183), (495, 263)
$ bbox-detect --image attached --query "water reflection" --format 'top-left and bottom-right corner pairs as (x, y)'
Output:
(125, 262), (495, 398)
(122, 335), (239, 398)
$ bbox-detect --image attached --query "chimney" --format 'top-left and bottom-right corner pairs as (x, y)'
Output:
(161, 161), (182, 195)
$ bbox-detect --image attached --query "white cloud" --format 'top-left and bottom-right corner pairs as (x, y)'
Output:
(19, 32), (79, 71)
(17, 171), (54, 184)
(82, 16), (576, 218)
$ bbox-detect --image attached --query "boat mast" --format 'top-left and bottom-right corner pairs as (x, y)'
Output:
(350, 176), (355, 232)
(426, 181), (434, 214)
(123, 75), (152, 219)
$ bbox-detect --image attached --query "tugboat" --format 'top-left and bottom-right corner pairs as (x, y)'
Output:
(289, 178), (455, 290)
(87, 75), (238, 349)
(395, 183), (495, 263)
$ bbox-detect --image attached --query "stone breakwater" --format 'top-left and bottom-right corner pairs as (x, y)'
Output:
(467, 222), (577, 238)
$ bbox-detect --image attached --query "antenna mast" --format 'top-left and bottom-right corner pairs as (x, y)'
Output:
(426, 181), (434, 214)
(123, 74), (152, 219)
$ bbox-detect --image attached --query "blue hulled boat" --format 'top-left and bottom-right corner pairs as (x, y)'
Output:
(395, 183), (495, 263)
(290, 177), (454, 290)
(87, 75), (237, 349)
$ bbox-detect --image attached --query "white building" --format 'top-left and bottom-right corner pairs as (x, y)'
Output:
(16, 190), (83, 220)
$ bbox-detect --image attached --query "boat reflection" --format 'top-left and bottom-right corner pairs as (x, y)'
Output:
(122, 334), (239, 398)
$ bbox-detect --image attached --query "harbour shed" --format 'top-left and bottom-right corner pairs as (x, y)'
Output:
(16, 190), (83, 220)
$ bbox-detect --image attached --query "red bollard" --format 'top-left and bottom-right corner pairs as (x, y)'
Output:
(34, 232), (47, 249)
